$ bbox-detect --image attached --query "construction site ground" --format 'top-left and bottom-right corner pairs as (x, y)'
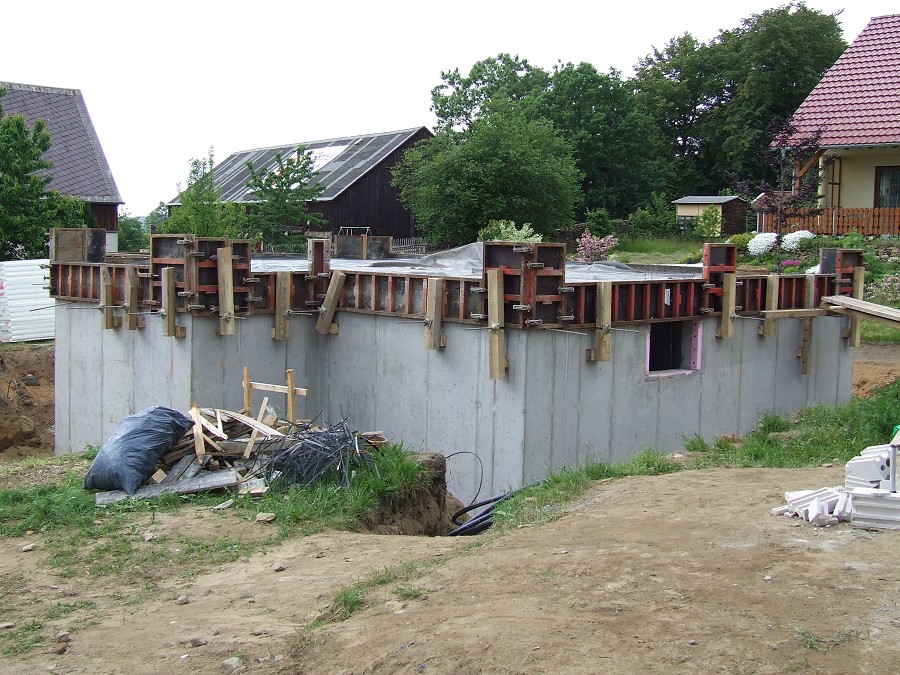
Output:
(0, 342), (898, 673)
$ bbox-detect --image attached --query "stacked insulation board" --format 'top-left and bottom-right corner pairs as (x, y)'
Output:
(0, 259), (54, 342)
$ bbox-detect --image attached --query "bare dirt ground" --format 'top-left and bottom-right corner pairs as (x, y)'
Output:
(0, 343), (898, 674)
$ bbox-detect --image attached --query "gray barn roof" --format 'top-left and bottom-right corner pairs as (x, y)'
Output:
(672, 196), (746, 205)
(0, 82), (122, 204)
(168, 126), (430, 206)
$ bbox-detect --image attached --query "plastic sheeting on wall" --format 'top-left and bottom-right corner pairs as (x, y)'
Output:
(0, 259), (54, 342)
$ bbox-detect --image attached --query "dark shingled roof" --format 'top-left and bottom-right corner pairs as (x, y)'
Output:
(672, 196), (746, 205)
(0, 82), (122, 203)
(169, 127), (431, 206)
(790, 15), (900, 147)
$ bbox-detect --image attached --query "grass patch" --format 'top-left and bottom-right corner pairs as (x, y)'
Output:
(796, 627), (867, 652)
(613, 238), (705, 264)
(687, 380), (900, 468)
(860, 319), (900, 344)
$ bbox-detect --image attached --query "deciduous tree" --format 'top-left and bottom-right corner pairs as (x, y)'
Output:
(393, 105), (581, 247)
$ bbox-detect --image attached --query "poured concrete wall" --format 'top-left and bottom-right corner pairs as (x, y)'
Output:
(56, 304), (853, 503)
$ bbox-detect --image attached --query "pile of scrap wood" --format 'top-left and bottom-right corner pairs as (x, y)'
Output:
(93, 404), (385, 505)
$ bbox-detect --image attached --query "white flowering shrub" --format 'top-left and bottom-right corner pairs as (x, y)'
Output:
(781, 230), (815, 252)
(747, 233), (778, 255)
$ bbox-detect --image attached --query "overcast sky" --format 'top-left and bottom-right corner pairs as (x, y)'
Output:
(1, 1), (894, 217)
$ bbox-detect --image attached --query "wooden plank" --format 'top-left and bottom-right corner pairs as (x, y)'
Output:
(125, 265), (143, 330)
(243, 366), (252, 413)
(215, 408), (285, 438)
(161, 267), (185, 338)
(849, 266), (865, 348)
(94, 468), (240, 505)
(316, 271), (346, 335)
(487, 268), (507, 379)
(286, 370), (297, 424)
(759, 308), (826, 319)
(246, 381), (309, 397)
(196, 410), (228, 440)
(244, 396), (270, 458)
(800, 317), (812, 375)
(217, 246), (236, 336)
(272, 270), (291, 341)
(100, 266), (120, 329)
(588, 281), (612, 362)
(821, 295), (900, 326)
(160, 454), (196, 484)
(424, 277), (444, 350)
(760, 275), (779, 337)
(716, 272), (736, 339)
(189, 405), (206, 461)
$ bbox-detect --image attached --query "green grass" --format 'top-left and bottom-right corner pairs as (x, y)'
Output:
(860, 319), (900, 344)
(613, 238), (705, 264)
(796, 627), (867, 652)
(686, 380), (900, 468)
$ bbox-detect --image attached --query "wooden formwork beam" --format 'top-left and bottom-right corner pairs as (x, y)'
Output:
(848, 266), (865, 348)
(716, 273), (736, 339)
(125, 265), (144, 330)
(161, 267), (185, 338)
(316, 271), (346, 335)
(487, 268), (508, 379)
(424, 277), (445, 350)
(760, 275), (779, 337)
(100, 266), (121, 330)
(587, 281), (612, 362)
(216, 246), (236, 336)
(272, 271), (291, 341)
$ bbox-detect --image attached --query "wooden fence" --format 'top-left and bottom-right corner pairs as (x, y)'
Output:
(759, 207), (900, 236)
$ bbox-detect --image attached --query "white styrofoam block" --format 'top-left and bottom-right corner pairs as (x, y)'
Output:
(771, 505), (792, 516)
(834, 493), (853, 521)
(826, 516), (839, 526)
(809, 497), (829, 526)
(860, 444), (893, 457)
(850, 487), (890, 496)
(785, 489), (815, 502)
(879, 480), (899, 491)
(845, 456), (890, 482)
(851, 492), (900, 530)
(787, 487), (841, 517)
(845, 475), (878, 490)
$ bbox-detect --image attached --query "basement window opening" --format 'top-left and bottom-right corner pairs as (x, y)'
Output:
(647, 320), (701, 376)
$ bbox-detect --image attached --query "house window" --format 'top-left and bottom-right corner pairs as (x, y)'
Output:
(647, 320), (701, 375)
(875, 166), (900, 208)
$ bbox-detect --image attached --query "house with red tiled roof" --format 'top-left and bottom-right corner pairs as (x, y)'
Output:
(770, 15), (900, 235)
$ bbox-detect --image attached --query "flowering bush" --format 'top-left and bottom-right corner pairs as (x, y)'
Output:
(477, 220), (543, 243)
(747, 232), (778, 255)
(781, 229), (815, 252)
(577, 232), (618, 262)
(865, 274), (900, 305)
(780, 259), (802, 273)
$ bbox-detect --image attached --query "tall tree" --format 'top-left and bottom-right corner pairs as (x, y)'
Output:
(538, 62), (669, 218)
(430, 53), (549, 132)
(633, 3), (846, 195)
(144, 201), (169, 234)
(0, 90), (53, 259)
(244, 147), (327, 247)
(163, 148), (241, 237)
(117, 211), (149, 252)
(393, 105), (581, 246)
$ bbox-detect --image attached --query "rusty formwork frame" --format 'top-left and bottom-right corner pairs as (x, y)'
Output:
(48, 236), (860, 334)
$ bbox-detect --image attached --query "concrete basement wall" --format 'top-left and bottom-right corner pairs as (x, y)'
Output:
(55, 304), (853, 503)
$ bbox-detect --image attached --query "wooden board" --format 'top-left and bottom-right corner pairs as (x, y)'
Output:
(487, 268), (507, 379)
(316, 271), (346, 335)
(760, 275), (779, 337)
(217, 246), (236, 336)
(94, 468), (239, 505)
(424, 277), (444, 350)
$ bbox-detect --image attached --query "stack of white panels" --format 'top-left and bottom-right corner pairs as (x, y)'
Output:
(0, 259), (54, 342)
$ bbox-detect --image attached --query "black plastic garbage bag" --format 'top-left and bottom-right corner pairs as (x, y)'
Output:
(84, 406), (192, 495)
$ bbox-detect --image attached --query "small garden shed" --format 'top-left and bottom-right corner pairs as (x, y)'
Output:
(672, 196), (749, 236)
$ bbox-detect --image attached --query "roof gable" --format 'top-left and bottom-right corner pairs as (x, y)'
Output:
(672, 196), (746, 205)
(172, 127), (432, 206)
(0, 82), (122, 203)
(790, 14), (900, 147)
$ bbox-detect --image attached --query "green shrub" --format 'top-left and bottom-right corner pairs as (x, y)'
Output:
(694, 206), (723, 239)
(477, 220), (543, 243)
(727, 233), (753, 252)
(585, 208), (615, 237)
